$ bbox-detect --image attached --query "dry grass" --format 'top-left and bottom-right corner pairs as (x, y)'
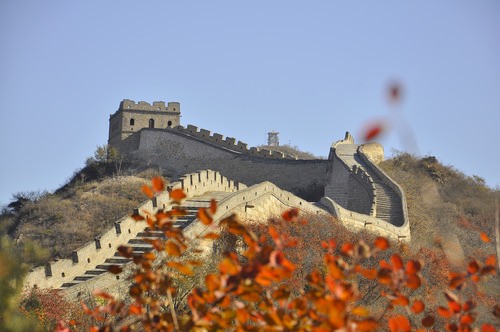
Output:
(379, 152), (499, 320)
(11, 176), (150, 259)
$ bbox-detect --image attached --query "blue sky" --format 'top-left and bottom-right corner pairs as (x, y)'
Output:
(1, 1), (499, 205)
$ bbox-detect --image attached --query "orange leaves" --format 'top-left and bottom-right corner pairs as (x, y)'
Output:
(391, 254), (403, 270)
(374, 237), (390, 250)
(165, 240), (182, 257)
(340, 242), (354, 257)
(167, 261), (194, 276)
(449, 272), (466, 290)
(79, 177), (500, 331)
(460, 314), (474, 325)
(205, 274), (220, 292)
(151, 176), (164, 192)
(406, 260), (421, 274)
(449, 255), (498, 291)
(197, 206), (213, 226)
(118, 245), (133, 258)
(481, 324), (496, 332)
(202, 232), (220, 240)
(355, 318), (378, 331)
(467, 260), (480, 274)
(142, 176), (167, 198)
(282, 208), (299, 222)
(377, 268), (392, 285)
(131, 213), (145, 221)
(256, 251), (296, 286)
(406, 274), (421, 290)
(355, 266), (377, 280)
(169, 188), (186, 202)
(141, 184), (154, 199)
(411, 300), (425, 314)
(219, 256), (241, 276)
(480, 232), (491, 243)
(485, 255), (496, 267)
(209, 199), (217, 214)
(360, 118), (389, 142)
(351, 306), (370, 317)
(128, 304), (143, 315)
(391, 295), (410, 306)
(438, 306), (452, 318)
(364, 124), (384, 141)
(388, 315), (410, 332)
(447, 299), (461, 313)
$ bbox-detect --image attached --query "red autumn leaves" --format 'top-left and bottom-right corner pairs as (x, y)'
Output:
(78, 177), (497, 332)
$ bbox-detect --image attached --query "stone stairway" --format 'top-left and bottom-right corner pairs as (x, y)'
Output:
(60, 192), (230, 289)
(336, 144), (404, 226)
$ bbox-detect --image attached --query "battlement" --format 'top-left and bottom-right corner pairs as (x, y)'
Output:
(109, 99), (181, 149)
(118, 99), (180, 113)
(351, 165), (377, 216)
(171, 125), (298, 160)
(24, 170), (245, 290)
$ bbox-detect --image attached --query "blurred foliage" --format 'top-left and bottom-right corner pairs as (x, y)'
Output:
(380, 152), (499, 322)
(79, 179), (498, 331)
(0, 236), (48, 331)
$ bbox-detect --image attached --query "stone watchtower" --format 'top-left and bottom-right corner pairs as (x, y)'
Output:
(108, 99), (181, 150)
(267, 131), (279, 147)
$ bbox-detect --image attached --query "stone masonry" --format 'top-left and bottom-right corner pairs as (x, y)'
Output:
(21, 99), (412, 295)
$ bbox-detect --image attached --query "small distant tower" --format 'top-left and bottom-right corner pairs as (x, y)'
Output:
(267, 131), (279, 147)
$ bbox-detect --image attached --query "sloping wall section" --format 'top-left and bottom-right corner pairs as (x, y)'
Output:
(24, 170), (245, 290)
(62, 181), (331, 299)
(122, 126), (408, 233)
(127, 127), (328, 201)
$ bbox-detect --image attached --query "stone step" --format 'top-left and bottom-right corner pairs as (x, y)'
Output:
(85, 269), (107, 276)
(136, 232), (164, 238)
(58, 193), (231, 289)
(61, 282), (80, 288)
(96, 264), (117, 270)
(74, 275), (94, 282)
(128, 238), (151, 244)
(104, 257), (130, 264)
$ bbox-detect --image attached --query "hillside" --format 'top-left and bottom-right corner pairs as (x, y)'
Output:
(2, 151), (497, 266)
(379, 153), (499, 319)
(1, 163), (162, 260)
(1, 150), (498, 328)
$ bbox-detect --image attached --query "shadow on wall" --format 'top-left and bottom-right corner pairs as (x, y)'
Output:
(294, 182), (325, 202)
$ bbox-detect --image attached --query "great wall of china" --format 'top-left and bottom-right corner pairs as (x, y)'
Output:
(24, 99), (410, 297)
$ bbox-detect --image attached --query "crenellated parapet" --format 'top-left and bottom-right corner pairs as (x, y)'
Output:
(24, 196), (163, 289)
(351, 165), (377, 216)
(184, 181), (329, 239)
(358, 145), (409, 230)
(320, 197), (410, 241)
(325, 132), (408, 234)
(24, 170), (246, 290)
(168, 169), (247, 198)
(171, 125), (298, 160)
(109, 99), (181, 150)
(119, 99), (180, 113)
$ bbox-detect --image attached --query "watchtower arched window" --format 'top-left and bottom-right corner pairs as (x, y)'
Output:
(130, 118), (135, 126)
(167, 120), (172, 127)
(149, 119), (155, 128)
